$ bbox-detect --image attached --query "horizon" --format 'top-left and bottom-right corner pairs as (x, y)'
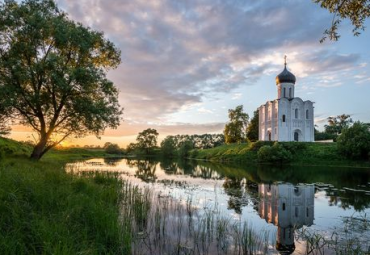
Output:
(8, 0), (370, 148)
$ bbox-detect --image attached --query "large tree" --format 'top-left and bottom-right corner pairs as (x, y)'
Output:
(0, 0), (122, 159)
(224, 105), (249, 144)
(136, 128), (159, 154)
(314, 0), (370, 42)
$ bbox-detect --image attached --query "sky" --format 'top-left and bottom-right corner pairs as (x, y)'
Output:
(9, 0), (370, 147)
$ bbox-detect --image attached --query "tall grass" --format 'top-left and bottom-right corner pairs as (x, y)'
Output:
(0, 159), (129, 254)
(125, 188), (272, 255)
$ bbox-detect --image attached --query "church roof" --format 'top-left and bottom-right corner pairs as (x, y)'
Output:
(276, 57), (296, 85)
(276, 65), (296, 85)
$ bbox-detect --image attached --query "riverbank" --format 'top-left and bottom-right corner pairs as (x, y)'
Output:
(191, 141), (370, 167)
(0, 138), (130, 254)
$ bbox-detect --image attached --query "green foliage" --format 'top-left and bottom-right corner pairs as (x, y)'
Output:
(136, 128), (159, 155)
(246, 109), (259, 142)
(279, 142), (308, 155)
(178, 140), (194, 158)
(160, 136), (177, 158)
(315, 128), (337, 141)
(314, 0), (370, 42)
(337, 122), (370, 159)
(0, 0), (122, 160)
(224, 105), (249, 144)
(103, 142), (123, 155)
(325, 114), (353, 135)
(249, 141), (274, 152)
(257, 143), (293, 163)
(126, 143), (139, 154)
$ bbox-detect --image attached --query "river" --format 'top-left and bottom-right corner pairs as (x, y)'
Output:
(67, 158), (370, 255)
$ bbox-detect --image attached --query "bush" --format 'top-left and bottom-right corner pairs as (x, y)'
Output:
(257, 143), (293, 163)
(337, 122), (370, 159)
(249, 141), (274, 151)
(104, 143), (123, 154)
(280, 142), (307, 154)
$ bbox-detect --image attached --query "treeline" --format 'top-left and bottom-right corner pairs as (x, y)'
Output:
(161, 134), (225, 158)
(101, 128), (225, 158)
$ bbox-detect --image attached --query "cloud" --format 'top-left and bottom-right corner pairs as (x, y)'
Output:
(49, 0), (364, 139)
(232, 93), (242, 100)
(197, 107), (214, 114)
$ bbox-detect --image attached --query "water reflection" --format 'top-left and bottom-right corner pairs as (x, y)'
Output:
(259, 183), (314, 254)
(67, 158), (370, 254)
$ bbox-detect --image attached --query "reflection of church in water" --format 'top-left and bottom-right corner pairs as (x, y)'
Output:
(258, 183), (315, 254)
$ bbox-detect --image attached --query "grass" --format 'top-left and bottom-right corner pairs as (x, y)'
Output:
(191, 141), (370, 167)
(0, 137), (130, 254)
(0, 158), (130, 254)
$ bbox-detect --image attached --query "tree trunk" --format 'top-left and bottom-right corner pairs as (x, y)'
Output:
(30, 137), (48, 160)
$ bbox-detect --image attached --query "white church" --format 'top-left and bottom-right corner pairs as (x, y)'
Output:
(258, 57), (314, 142)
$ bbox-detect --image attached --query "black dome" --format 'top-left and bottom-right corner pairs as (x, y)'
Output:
(276, 65), (296, 85)
(276, 242), (295, 254)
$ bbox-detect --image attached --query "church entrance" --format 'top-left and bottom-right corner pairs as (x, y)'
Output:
(268, 131), (272, 141)
(294, 131), (299, 141)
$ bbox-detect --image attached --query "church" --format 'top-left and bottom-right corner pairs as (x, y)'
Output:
(258, 57), (314, 142)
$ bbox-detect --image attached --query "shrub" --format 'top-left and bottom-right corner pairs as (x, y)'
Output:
(280, 142), (307, 154)
(104, 143), (123, 154)
(337, 122), (370, 159)
(249, 141), (274, 151)
(257, 143), (293, 163)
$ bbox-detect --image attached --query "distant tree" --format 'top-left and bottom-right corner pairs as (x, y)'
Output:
(178, 140), (194, 158)
(246, 109), (259, 142)
(325, 114), (353, 136)
(0, 0), (122, 160)
(160, 136), (177, 158)
(337, 122), (370, 159)
(126, 143), (138, 154)
(136, 128), (159, 154)
(314, 0), (370, 42)
(104, 143), (122, 154)
(224, 105), (249, 144)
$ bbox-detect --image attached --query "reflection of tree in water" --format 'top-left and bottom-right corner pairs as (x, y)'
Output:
(160, 159), (179, 174)
(223, 177), (251, 214)
(126, 159), (158, 183)
(177, 159), (196, 175)
(103, 157), (123, 166)
(192, 165), (218, 179)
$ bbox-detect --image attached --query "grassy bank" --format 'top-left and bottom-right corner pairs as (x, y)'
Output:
(0, 137), (131, 254)
(191, 141), (370, 167)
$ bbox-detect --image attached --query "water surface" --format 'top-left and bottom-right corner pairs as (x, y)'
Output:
(67, 158), (370, 254)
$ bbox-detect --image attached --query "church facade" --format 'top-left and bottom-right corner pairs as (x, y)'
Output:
(258, 59), (314, 142)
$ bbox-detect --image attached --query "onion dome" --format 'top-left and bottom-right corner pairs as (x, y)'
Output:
(276, 56), (296, 85)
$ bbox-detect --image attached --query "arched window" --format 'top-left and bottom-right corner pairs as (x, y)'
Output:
(289, 88), (292, 98)
(306, 109), (309, 119)
(283, 88), (286, 97)
(282, 203), (286, 211)
(295, 108), (298, 119)
(282, 115), (286, 122)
